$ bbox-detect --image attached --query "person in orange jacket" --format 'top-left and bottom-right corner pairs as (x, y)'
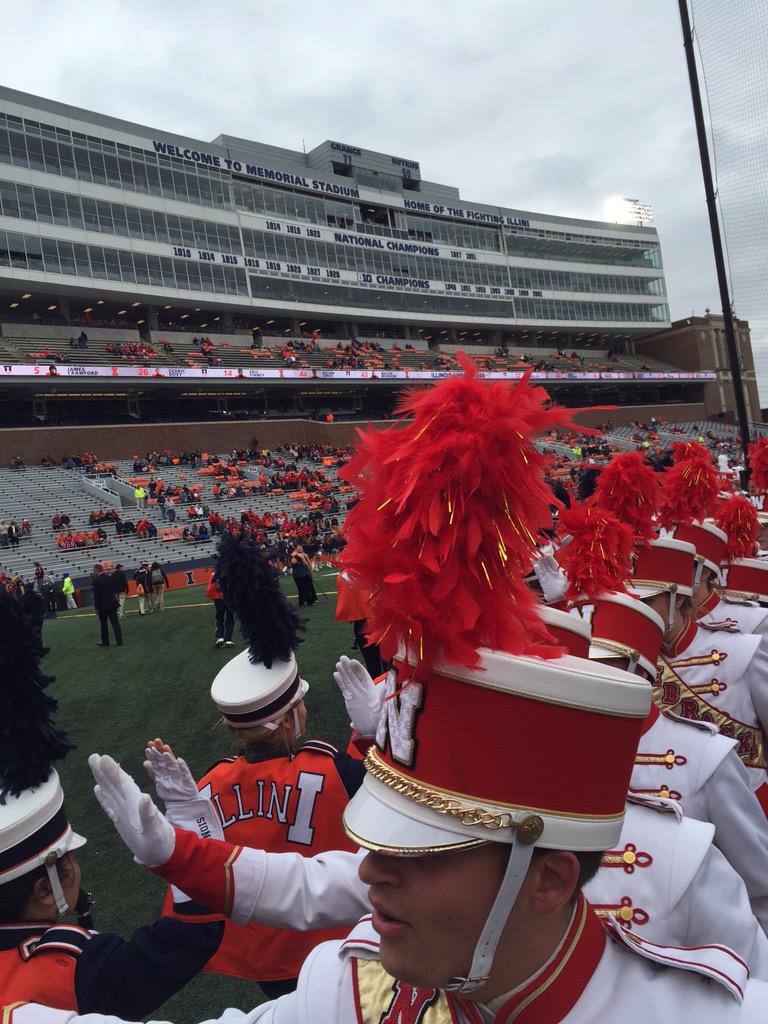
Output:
(206, 569), (234, 647)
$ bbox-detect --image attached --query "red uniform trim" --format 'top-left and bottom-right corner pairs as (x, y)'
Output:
(493, 896), (605, 1024)
(663, 618), (698, 659)
(380, 671), (641, 818)
(696, 590), (722, 618)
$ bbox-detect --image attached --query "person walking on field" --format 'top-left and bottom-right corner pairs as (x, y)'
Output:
(290, 545), (316, 607)
(61, 572), (76, 609)
(113, 563), (128, 619)
(150, 561), (170, 611)
(133, 561), (152, 615)
(207, 569), (234, 647)
(92, 564), (122, 648)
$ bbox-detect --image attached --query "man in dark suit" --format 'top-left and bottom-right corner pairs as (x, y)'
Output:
(92, 564), (122, 648)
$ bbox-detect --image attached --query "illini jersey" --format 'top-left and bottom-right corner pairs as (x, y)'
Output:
(164, 740), (364, 983)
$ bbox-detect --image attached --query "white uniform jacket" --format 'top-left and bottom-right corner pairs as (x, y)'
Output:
(632, 702), (768, 933)
(5, 898), (767, 1024)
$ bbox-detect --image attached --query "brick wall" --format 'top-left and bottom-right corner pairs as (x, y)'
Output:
(0, 418), (376, 463)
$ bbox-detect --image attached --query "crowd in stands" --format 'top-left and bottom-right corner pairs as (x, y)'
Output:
(104, 341), (158, 361)
(0, 518), (31, 547)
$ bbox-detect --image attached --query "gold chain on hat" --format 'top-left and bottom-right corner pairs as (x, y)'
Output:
(364, 749), (544, 844)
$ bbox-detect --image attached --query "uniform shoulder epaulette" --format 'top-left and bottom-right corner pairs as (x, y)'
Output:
(662, 709), (720, 735)
(606, 917), (747, 1001)
(626, 790), (683, 820)
(299, 739), (339, 758)
(25, 925), (93, 960)
(698, 619), (742, 633)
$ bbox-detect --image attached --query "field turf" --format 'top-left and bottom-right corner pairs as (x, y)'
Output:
(46, 572), (351, 1022)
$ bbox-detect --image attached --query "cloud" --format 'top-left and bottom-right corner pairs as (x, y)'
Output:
(0, 0), (722, 326)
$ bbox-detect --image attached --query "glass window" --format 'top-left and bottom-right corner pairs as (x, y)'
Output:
(17, 183), (35, 221)
(0, 230), (9, 266)
(41, 237), (61, 275)
(57, 240), (76, 276)
(9, 131), (29, 166)
(7, 231), (27, 268)
(81, 197), (99, 231)
(89, 246), (108, 279)
(0, 181), (19, 218)
(25, 135), (45, 172)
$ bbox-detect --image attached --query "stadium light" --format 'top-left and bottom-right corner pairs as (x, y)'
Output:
(131, 301), (140, 307)
(117, 309), (127, 315)
(47, 305), (57, 311)
(602, 196), (654, 225)
(21, 293), (31, 299)
(9, 302), (18, 308)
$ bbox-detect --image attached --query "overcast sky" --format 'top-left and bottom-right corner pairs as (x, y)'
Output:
(0, 0), (720, 321)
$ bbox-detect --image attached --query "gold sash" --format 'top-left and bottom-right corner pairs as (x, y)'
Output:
(353, 958), (456, 1024)
(655, 659), (766, 770)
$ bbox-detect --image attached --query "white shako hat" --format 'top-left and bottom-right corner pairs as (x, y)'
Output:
(628, 537), (696, 627)
(0, 591), (85, 913)
(211, 650), (308, 728)
(336, 356), (652, 994)
(210, 532), (308, 730)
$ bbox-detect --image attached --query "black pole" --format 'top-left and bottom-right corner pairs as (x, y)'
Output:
(677, 0), (752, 469)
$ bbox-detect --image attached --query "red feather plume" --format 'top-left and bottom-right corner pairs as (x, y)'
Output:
(339, 354), (602, 670)
(749, 438), (768, 493)
(591, 451), (661, 544)
(714, 495), (759, 560)
(557, 505), (634, 602)
(657, 442), (720, 529)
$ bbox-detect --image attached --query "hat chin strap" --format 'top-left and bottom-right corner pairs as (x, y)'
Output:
(444, 839), (535, 995)
(667, 592), (678, 628)
(45, 857), (70, 917)
(693, 561), (704, 589)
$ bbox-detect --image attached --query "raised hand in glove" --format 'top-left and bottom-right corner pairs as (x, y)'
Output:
(144, 739), (224, 842)
(90, 753), (175, 866)
(333, 655), (384, 737)
(532, 548), (569, 604)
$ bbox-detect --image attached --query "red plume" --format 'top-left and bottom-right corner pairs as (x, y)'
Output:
(749, 438), (768, 493)
(714, 494), (759, 560)
(658, 443), (720, 529)
(339, 354), (601, 670)
(591, 451), (661, 544)
(557, 505), (634, 602)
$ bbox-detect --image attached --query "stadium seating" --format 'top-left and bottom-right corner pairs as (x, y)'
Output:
(0, 453), (348, 583)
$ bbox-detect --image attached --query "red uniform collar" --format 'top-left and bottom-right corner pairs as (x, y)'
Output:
(696, 590), (721, 618)
(455, 896), (606, 1024)
(662, 617), (698, 659)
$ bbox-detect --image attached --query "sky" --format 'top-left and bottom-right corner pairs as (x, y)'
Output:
(0, 0), (722, 322)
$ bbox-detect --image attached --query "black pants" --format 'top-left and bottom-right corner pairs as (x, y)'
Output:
(293, 573), (316, 606)
(98, 608), (123, 646)
(45, 592), (57, 615)
(214, 599), (234, 641)
(354, 619), (384, 677)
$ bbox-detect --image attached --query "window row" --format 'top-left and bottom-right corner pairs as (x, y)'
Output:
(242, 229), (512, 288)
(0, 178), (242, 253)
(508, 265), (666, 297)
(404, 214), (502, 253)
(0, 229), (248, 295)
(249, 273), (517, 317)
(515, 296), (670, 323)
(0, 119), (231, 209)
(233, 180), (355, 229)
(504, 233), (662, 270)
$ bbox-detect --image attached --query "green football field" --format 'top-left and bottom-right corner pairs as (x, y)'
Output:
(45, 572), (352, 1023)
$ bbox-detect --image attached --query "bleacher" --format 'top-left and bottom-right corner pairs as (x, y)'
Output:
(0, 452), (351, 584)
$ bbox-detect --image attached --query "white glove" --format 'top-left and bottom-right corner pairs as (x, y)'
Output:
(333, 655), (383, 737)
(532, 551), (569, 604)
(143, 745), (224, 842)
(90, 753), (176, 867)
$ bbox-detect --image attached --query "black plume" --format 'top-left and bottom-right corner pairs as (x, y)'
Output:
(577, 467), (600, 502)
(216, 531), (304, 668)
(0, 590), (73, 802)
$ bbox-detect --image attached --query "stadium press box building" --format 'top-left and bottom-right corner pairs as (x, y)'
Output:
(0, 86), (670, 340)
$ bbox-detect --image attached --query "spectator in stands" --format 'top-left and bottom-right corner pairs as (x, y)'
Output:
(134, 485), (147, 508)
(134, 561), (152, 616)
(78, 330), (88, 346)
(166, 501), (177, 524)
(113, 563), (128, 619)
(33, 563), (45, 590)
(61, 573), (76, 610)
(93, 564), (123, 648)
(149, 562), (170, 611)
(0, 521), (8, 548)
(197, 523), (210, 542)
(20, 518), (31, 537)
(157, 493), (167, 519)
(7, 521), (19, 547)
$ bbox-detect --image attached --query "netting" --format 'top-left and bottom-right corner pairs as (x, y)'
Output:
(689, 0), (768, 406)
